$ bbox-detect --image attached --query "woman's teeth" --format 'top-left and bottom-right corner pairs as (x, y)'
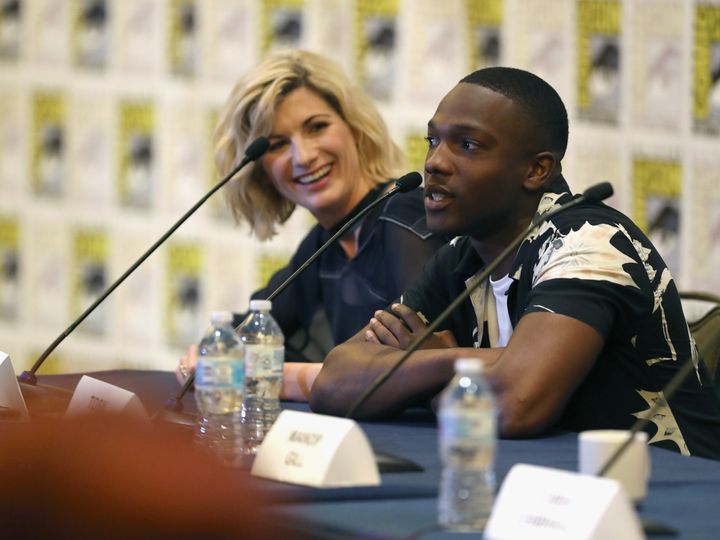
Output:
(297, 164), (331, 185)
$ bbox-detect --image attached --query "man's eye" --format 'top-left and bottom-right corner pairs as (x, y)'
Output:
(424, 136), (439, 148)
(461, 139), (480, 150)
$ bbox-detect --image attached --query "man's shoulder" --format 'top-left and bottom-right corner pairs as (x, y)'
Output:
(545, 201), (647, 242)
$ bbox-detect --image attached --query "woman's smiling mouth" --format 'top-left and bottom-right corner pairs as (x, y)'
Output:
(294, 164), (332, 185)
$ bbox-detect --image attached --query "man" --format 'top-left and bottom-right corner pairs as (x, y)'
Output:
(310, 67), (720, 460)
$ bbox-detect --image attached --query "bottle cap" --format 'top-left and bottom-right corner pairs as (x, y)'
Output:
(249, 299), (272, 312)
(454, 358), (483, 374)
(210, 311), (233, 324)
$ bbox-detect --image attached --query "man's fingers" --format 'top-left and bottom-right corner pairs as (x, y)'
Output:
(373, 310), (414, 341)
(368, 317), (401, 348)
(435, 330), (458, 348)
(364, 328), (380, 343)
(390, 303), (427, 332)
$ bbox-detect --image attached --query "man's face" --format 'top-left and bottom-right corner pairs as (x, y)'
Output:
(423, 83), (537, 240)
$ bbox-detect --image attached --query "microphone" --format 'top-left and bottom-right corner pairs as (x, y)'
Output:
(345, 181), (614, 419)
(17, 137), (270, 396)
(163, 171), (424, 413)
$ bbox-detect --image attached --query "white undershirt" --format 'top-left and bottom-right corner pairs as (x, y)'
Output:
(490, 274), (513, 347)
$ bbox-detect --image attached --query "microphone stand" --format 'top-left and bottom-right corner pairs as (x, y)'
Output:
(345, 182), (614, 419)
(17, 137), (269, 417)
(163, 172), (424, 415)
(597, 359), (694, 476)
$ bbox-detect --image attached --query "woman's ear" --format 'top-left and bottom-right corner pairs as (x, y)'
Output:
(523, 152), (558, 193)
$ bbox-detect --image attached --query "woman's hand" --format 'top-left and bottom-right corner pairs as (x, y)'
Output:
(176, 344), (199, 385)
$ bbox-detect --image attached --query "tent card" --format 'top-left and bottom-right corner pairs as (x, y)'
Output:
(251, 410), (380, 487)
(0, 352), (30, 421)
(484, 464), (643, 540)
(65, 375), (148, 420)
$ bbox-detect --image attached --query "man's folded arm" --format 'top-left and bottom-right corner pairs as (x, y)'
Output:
(483, 311), (605, 437)
(309, 326), (470, 419)
(310, 310), (605, 436)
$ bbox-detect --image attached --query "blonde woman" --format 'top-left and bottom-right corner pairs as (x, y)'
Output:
(178, 50), (445, 400)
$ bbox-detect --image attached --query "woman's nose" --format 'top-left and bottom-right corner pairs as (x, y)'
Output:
(291, 136), (318, 167)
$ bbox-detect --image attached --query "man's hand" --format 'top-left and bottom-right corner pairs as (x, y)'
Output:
(364, 303), (457, 350)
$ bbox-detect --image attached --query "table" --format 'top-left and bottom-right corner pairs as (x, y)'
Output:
(34, 370), (720, 539)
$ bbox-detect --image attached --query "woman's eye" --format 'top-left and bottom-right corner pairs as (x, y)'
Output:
(308, 121), (329, 133)
(267, 139), (287, 152)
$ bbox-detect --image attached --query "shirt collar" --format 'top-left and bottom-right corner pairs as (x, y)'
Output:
(451, 175), (574, 280)
(319, 180), (394, 242)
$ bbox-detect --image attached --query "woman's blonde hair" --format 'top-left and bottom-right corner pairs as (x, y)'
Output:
(214, 50), (404, 240)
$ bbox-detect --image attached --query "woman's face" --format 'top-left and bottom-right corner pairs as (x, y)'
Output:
(261, 86), (374, 229)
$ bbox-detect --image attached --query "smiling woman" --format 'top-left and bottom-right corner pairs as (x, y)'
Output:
(261, 86), (376, 230)
(176, 50), (447, 401)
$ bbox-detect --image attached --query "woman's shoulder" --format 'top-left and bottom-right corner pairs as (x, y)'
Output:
(378, 187), (433, 239)
(288, 223), (326, 262)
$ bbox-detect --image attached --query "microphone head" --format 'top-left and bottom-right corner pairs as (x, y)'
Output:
(244, 136), (270, 161)
(583, 181), (614, 203)
(394, 172), (423, 193)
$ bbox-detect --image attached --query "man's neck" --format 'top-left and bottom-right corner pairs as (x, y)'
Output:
(470, 215), (534, 280)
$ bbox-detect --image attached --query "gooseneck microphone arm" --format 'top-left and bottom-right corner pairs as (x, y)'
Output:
(164, 171), (424, 412)
(598, 358), (694, 476)
(345, 182), (614, 419)
(268, 172), (423, 302)
(18, 137), (270, 386)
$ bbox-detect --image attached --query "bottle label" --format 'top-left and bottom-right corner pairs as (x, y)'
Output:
(245, 345), (284, 377)
(439, 409), (496, 443)
(195, 356), (244, 388)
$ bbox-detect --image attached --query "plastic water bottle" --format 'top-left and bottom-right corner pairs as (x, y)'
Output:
(437, 358), (497, 531)
(236, 299), (284, 455)
(194, 311), (245, 466)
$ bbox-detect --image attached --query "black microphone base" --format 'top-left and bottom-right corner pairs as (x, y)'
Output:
(152, 407), (197, 427)
(19, 381), (73, 419)
(17, 370), (38, 385)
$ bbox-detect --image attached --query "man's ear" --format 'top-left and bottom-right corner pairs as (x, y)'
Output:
(523, 152), (557, 192)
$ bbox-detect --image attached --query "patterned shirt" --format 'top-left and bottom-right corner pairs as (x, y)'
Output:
(402, 177), (720, 459)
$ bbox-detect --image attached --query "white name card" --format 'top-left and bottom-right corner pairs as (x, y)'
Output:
(251, 409), (380, 488)
(65, 375), (148, 420)
(484, 464), (644, 540)
(0, 352), (29, 421)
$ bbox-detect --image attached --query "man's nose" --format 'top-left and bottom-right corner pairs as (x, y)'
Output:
(424, 142), (451, 176)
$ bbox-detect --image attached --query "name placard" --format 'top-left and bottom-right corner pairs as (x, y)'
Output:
(0, 352), (29, 421)
(251, 409), (380, 487)
(484, 464), (643, 540)
(65, 375), (148, 420)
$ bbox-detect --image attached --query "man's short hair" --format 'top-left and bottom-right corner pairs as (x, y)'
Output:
(460, 67), (569, 158)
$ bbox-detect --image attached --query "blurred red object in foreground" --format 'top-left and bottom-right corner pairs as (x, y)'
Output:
(0, 415), (280, 539)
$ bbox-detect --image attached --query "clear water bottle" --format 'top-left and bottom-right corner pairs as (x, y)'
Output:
(236, 299), (284, 455)
(437, 358), (497, 531)
(194, 311), (245, 466)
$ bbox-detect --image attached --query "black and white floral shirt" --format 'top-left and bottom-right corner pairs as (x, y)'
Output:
(402, 177), (720, 460)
